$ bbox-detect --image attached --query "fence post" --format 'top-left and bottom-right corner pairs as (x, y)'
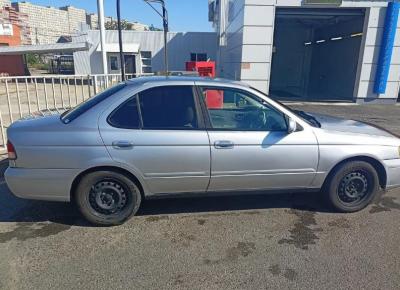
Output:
(44, 77), (49, 111)
(67, 77), (72, 108)
(15, 81), (22, 118)
(34, 78), (42, 114)
(0, 110), (6, 150)
(25, 78), (32, 114)
(5, 80), (13, 123)
(51, 78), (58, 113)
(81, 76), (85, 101)
(87, 75), (91, 99)
(59, 77), (65, 109)
(93, 76), (98, 95)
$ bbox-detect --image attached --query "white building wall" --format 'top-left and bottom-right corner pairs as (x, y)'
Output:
(218, 0), (246, 81)
(73, 31), (218, 75)
(356, 4), (400, 103)
(216, 0), (400, 102)
(240, 0), (275, 92)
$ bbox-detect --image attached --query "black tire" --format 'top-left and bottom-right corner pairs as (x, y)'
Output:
(75, 171), (142, 226)
(325, 161), (380, 212)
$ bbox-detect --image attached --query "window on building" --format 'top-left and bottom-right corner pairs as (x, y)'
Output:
(110, 56), (119, 70)
(108, 96), (140, 129)
(139, 86), (198, 129)
(190, 53), (208, 62)
(140, 51), (152, 73)
(140, 51), (151, 59)
(200, 87), (287, 131)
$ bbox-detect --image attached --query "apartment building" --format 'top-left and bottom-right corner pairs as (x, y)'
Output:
(86, 13), (149, 31)
(0, 4), (30, 44)
(12, 2), (86, 44)
(61, 6), (87, 32)
(0, 0), (10, 8)
(86, 13), (112, 30)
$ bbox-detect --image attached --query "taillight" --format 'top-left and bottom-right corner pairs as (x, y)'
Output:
(7, 140), (17, 160)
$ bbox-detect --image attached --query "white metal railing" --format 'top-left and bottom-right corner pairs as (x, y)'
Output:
(0, 73), (153, 151)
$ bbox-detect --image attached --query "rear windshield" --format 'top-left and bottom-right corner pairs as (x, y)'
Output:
(61, 83), (127, 124)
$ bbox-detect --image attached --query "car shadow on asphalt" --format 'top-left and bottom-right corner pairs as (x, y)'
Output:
(0, 157), (332, 227)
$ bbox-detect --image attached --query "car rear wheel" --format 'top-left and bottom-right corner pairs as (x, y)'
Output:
(325, 161), (380, 212)
(75, 171), (142, 226)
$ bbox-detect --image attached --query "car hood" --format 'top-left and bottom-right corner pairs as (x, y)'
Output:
(306, 112), (398, 138)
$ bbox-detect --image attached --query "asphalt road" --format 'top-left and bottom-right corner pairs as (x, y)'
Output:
(0, 104), (399, 290)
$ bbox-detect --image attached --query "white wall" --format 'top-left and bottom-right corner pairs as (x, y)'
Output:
(356, 5), (400, 102)
(73, 31), (218, 75)
(216, 0), (400, 102)
(218, 0), (246, 81)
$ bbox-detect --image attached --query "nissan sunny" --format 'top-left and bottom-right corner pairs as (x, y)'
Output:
(5, 77), (400, 225)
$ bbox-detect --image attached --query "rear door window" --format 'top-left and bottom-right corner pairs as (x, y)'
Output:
(138, 86), (198, 130)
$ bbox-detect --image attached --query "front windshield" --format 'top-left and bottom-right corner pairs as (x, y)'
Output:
(61, 83), (127, 124)
(250, 87), (321, 128)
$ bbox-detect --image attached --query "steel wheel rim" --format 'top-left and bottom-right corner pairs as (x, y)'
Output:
(88, 179), (129, 216)
(338, 171), (370, 205)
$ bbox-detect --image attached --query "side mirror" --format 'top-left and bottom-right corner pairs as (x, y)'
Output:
(287, 117), (297, 134)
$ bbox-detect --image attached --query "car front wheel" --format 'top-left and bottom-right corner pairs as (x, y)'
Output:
(75, 171), (142, 226)
(326, 161), (380, 212)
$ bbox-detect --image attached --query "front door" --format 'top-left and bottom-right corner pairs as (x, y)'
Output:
(99, 84), (210, 194)
(124, 55), (136, 75)
(198, 86), (319, 191)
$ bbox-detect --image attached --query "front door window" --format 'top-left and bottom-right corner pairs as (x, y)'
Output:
(199, 87), (288, 131)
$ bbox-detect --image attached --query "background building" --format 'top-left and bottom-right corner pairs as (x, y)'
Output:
(86, 13), (112, 30)
(73, 30), (217, 75)
(210, 0), (400, 104)
(61, 6), (86, 33)
(12, 2), (86, 44)
(0, 5), (28, 75)
(0, 0), (10, 8)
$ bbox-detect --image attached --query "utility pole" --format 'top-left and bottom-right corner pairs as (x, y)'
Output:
(162, 2), (168, 74)
(117, 0), (126, 81)
(143, 0), (169, 74)
(97, 0), (108, 75)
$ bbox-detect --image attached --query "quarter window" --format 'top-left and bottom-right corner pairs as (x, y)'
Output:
(139, 86), (198, 129)
(61, 83), (126, 124)
(108, 96), (140, 129)
(200, 87), (287, 131)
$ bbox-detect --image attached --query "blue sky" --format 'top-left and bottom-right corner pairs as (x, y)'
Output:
(13, 0), (213, 32)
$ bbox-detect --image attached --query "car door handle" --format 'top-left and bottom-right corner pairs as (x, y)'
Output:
(112, 141), (134, 149)
(214, 140), (234, 149)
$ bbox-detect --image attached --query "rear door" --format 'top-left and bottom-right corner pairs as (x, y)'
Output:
(99, 84), (211, 195)
(197, 86), (319, 191)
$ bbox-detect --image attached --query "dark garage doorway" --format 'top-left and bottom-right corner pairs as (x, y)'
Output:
(270, 8), (365, 101)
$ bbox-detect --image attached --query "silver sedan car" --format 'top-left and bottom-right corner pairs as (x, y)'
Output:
(5, 77), (400, 225)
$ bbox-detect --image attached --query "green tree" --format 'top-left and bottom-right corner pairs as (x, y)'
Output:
(149, 24), (162, 31)
(105, 20), (133, 30)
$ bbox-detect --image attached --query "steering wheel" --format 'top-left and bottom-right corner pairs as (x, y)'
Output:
(248, 108), (267, 129)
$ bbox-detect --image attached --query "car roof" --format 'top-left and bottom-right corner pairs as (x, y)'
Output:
(126, 76), (249, 87)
